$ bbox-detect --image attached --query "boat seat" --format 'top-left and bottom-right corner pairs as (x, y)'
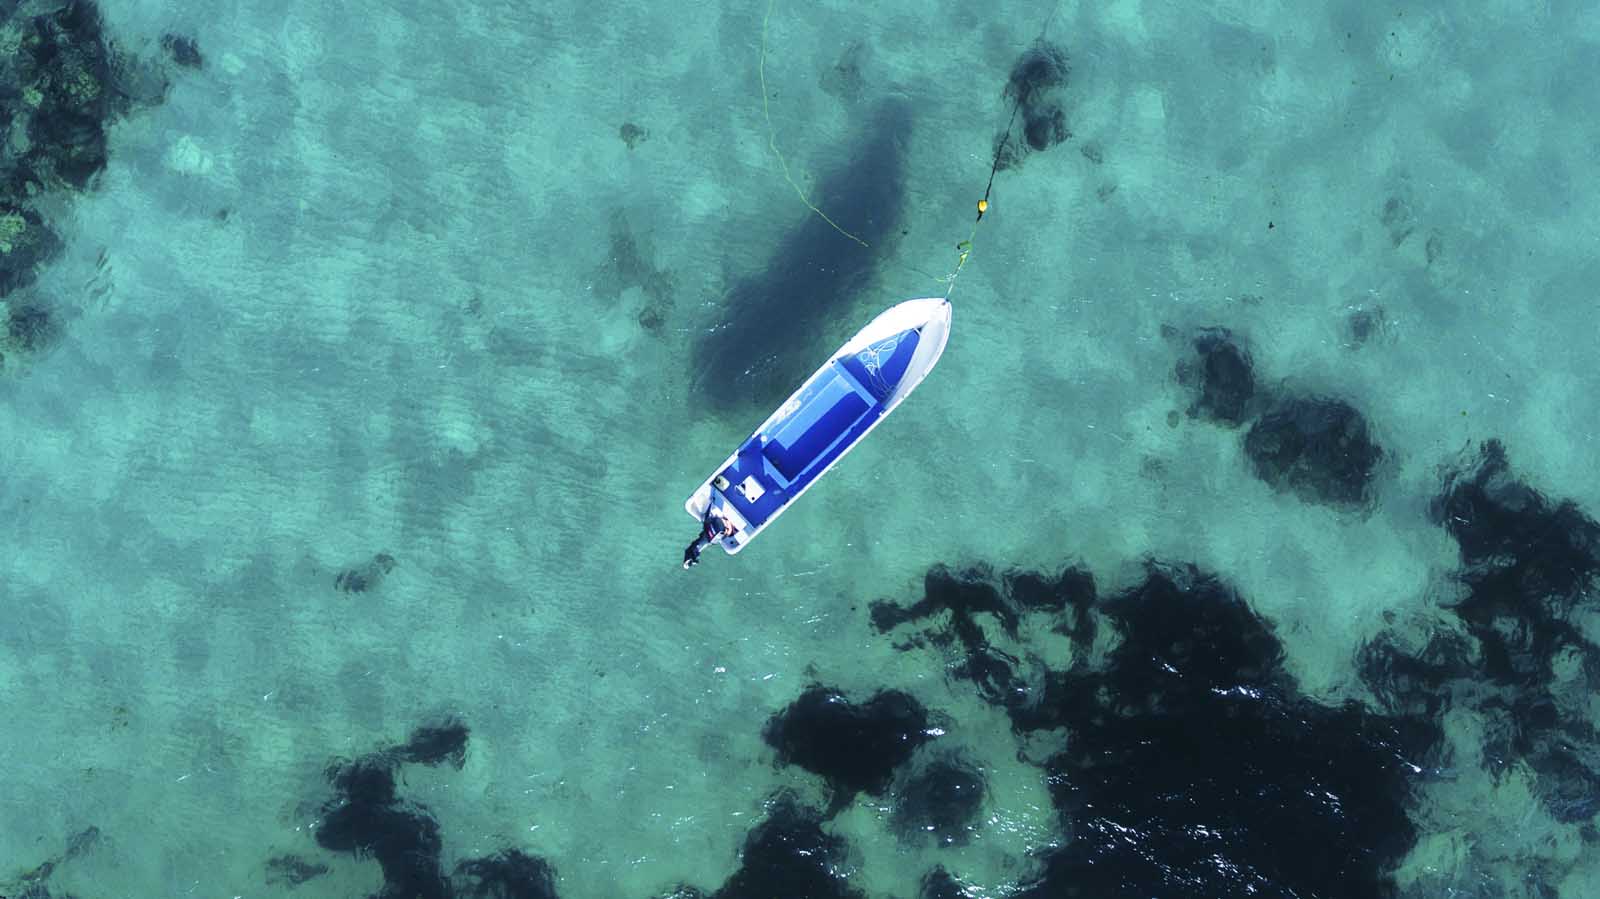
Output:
(762, 373), (870, 481)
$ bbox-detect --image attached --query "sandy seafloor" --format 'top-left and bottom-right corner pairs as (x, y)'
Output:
(2, 0), (1600, 895)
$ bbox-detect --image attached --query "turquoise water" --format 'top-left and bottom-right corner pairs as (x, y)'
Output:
(3, 0), (1599, 896)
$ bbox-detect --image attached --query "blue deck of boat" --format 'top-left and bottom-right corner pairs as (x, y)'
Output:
(712, 327), (922, 531)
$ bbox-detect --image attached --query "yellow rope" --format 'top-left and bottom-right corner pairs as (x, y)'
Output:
(759, 0), (869, 248)
(942, 229), (978, 300)
(759, 0), (1055, 296)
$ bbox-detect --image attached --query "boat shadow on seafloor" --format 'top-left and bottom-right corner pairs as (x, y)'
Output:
(691, 97), (914, 414)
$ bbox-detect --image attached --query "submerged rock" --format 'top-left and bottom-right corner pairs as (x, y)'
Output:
(264, 854), (329, 887)
(452, 849), (559, 899)
(1003, 43), (1069, 110)
(892, 755), (986, 847)
(311, 719), (561, 898)
(394, 717), (469, 769)
(1432, 438), (1600, 691)
(1357, 631), (1477, 721)
(316, 758), (451, 899)
(5, 0), (124, 193)
(0, 205), (63, 297)
(872, 564), (1019, 635)
(994, 42), (1072, 170)
(1363, 440), (1600, 823)
(871, 565), (1028, 707)
(1344, 304), (1390, 348)
(1022, 103), (1069, 152)
(0, 1), (160, 369)
(161, 33), (204, 69)
(1432, 439), (1600, 661)
(4, 300), (60, 358)
(872, 563), (1098, 708)
(1003, 564), (1096, 613)
(3, 824), (100, 898)
(762, 685), (935, 812)
(1243, 395), (1383, 506)
(886, 560), (1436, 899)
(918, 867), (970, 899)
(1179, 327), (1257, 426)
(704, 794), (865, 899)
(334, 552), (397, 594)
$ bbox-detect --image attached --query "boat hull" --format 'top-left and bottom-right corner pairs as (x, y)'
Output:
(684, 297), (952, 555)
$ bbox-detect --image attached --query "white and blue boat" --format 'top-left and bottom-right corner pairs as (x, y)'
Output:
(684, 297), (953, 555)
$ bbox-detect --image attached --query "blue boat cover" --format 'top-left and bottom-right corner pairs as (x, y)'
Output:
(763, 371), (871, 481)
(838, 329), (920, 401)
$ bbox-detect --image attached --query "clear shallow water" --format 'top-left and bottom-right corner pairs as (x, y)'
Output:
(2, 0), (1599, 896)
